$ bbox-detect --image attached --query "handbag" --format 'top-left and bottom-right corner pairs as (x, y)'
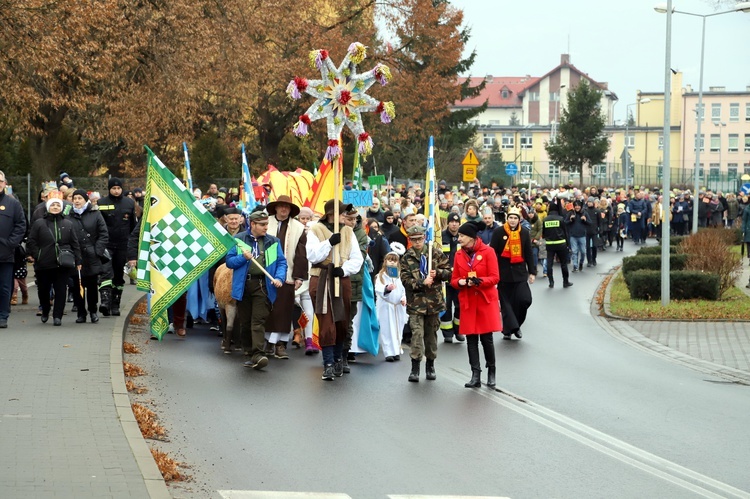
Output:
(57, 248), (76, 269)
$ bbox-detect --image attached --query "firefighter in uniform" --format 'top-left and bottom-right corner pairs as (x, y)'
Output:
(440, 212), (464, 343)
(542, 201), (573, 289)
(97, 177), (136, 315)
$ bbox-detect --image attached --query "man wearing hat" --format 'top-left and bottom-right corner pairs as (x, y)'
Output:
(97, 177), (136, 315)
(306, 200), (364, 380)
(263, 195), (308, 360)
(400, 224), (451, 382)
(226, 207), (287, 370)
(542, 201), (573, 289)
(440, 212), (464, 343)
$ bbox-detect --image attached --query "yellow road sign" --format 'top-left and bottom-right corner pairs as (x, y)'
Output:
(461, 149), (479, 167)
(463, 165), (477, 182)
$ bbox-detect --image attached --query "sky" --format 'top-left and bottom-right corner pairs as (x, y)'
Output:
(448, 0), (750, 122)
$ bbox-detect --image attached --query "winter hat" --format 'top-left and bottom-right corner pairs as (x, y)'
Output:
(108, 177), (123, 189)
(383, 210), (394, 220)
(72, 189), (89, 201)
(587, 196), (597, 204)
(457, 221), (484, 239)
(298, 206), (314, 219)
(46, 198), (63, 211)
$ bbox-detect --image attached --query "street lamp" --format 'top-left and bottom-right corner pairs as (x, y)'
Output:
(656, 2), (750, 234)
(623, 99), (651, 197)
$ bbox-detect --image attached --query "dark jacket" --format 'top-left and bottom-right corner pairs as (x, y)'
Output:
(27, 213), (82, 271)
(70, 204), (109, 277)
(0, 191), (27, 264)
(366, 208), (385, 224)
(542, 212), (569, 247)
(582, 206), (601, 236)
(490, 224), (536, 283)
(565, 209), (589, 238)
(367, 232), (390, 277)
(98, 194), (136, 249)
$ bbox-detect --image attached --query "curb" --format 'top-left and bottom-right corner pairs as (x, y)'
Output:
(593, 269), (750, 385)
(109, 291), (172, 499)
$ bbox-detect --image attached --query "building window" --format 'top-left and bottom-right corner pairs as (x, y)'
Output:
(728, 164), (738, 178)
(488, 120), (500, 126)
(744, 163), (750, 175)
(694, 134), (705, 152)
(625, 135), (635, 149)
(745, 134), (750, 152)
(549, 164), (560, 177)
(470, 120), (480, 126)
(528, 92), (540, 102)
(501, 133), (514, 149)
(711, 103), (721, 122)
(482, 133), (495, 150)
(746, 103), (750, 121)
(657, 162), (663, 180)
(710, 134), (720, 152)
(728, 134), (739, 153)
(698, 164), (705, 180)
(709, 164), (720, 179)
(696, 103), (705, 122)
(658, 134), (664, 150)
(593, 164), (606, 178)
(520, 162), (533, 178)
(550, 92), (560, 102)
(520, 132), (533, 149)
(730, 103), (740, 122)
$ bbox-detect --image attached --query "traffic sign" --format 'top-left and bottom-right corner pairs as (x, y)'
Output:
(505, 163), (518, 176)
(741, 183), (750, 195)
(462, 149), (479, 167)
(462, 164), (477, 182)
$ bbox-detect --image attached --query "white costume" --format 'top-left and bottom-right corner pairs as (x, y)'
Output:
(374, 274), (407, 358)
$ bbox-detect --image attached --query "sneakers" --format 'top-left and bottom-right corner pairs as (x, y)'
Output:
(304, 338), (319, 355)
(443, 337), (453, 343)
(322, 364), (334, 380)
(244, 355), (269, 370)
(274, 343), (289, 359)
(264, 341), (275, 356)
(333, 359), (344, 377)
(0, 319), (7, 328)
(454, 334), (466, 342)
(572, 267), (578, 273)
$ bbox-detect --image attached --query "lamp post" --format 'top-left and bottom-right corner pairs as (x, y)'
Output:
(623, 99), (651, 197)
(656, 2), (750, 234)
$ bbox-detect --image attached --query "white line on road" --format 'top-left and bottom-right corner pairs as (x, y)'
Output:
(218, 492), (353, 499)
(442, 367), (750, 499)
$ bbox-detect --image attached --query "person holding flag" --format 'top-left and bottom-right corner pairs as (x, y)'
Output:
(225, 207), (287, 370)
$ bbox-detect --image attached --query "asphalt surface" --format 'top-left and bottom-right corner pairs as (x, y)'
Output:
(126, 241), (750, 499)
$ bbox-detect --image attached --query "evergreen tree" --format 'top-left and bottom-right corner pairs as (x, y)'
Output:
(479, 140), (510, 187)
(544, 80), (609, 185)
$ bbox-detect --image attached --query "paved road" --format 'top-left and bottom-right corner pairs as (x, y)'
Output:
(127, 242), (750, 499)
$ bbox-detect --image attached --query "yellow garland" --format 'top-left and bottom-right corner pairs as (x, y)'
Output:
(308, 50), (319, 69)
(377, 65), (392, 83)
(349, 43), (367, 65)
(383, 101), (396, 119)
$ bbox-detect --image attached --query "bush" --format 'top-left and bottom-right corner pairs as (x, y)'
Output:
(697, 227), (742, 246)
(636, 245), (678, 255)
(681, 229), (742, 296)
(624, 270), (720, 301)
(622, 254), (688, 274)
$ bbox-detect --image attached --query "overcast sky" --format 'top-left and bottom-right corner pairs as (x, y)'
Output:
(449, 0), (750, 122)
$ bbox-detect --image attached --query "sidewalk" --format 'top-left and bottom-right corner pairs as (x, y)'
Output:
(0, 282), (168, 498)
(600, 263), (750, 385)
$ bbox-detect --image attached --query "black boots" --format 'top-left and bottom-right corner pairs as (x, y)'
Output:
(487, 366), (496, 387)
(111, 289), (122, 316)
(99, 287), (111, 316)
(466, 338), (482, 387)
(483, 334), (496, 388)
(425, 359), (436, 381)
(408, 358), (420, 382)
(465, 370), (481, 388)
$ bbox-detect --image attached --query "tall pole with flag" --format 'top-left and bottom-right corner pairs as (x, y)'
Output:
(352, 146), (362, 190)
(240, 143), (257, 213)
(182, 142), (194, 193)
(426, 136), (435, 271)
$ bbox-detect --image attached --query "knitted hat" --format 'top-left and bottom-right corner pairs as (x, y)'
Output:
(108, 177), (123, 189)
(458, 221), (484, 239)
(72, 189), (89, 201)
(447, 213), (460, 223)
(298, 206), (314, 219)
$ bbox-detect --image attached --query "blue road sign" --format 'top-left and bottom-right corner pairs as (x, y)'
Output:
(741, 183), (750, 195)
(505, 163), (518, 176)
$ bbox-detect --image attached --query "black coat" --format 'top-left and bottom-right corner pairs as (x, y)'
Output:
(70, 205), (109, 277)
(0, 192), (27, 264)
(583, 206), (601, 236)
(490, 225), (536, 283)
(27, 213), (82, 271)
(99, 194), (136, 249)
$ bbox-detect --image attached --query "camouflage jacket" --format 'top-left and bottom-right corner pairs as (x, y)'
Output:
(400, 244), (451, 315)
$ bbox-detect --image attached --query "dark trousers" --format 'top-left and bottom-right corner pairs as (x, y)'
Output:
(440, 284), (460, 338)
(72, 274), (100, 317)
(109, 247), (127, 289)
(499, 280), (532, 334)
(629, 220), (644, 243)
(585, 234), (598, 263)
(546, 244), (570, 285)
(467, 333), (495, 372)
(238, 279), (270, 360)
(0, 262), (13, 320)
(37, 267), (71, 319)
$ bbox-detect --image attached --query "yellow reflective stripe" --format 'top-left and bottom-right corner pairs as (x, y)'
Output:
(99, 205), (115, 211)
(441, 245), (450, 252)
(439, 322), (453, 330)
(546, 239), (566, 245)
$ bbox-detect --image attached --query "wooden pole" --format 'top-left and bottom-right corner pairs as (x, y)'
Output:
(248, 254), (277, 282)
(333, 134), (342, 297)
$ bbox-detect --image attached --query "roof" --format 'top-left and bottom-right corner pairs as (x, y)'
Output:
(454, 76), (539, 108)
(518, 60), (618, 101)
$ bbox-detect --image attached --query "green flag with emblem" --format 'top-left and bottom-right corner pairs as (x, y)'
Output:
(137, 146), (237, 340)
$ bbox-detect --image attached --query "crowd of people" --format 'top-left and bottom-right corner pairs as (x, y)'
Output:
(2, 170), (750, 386)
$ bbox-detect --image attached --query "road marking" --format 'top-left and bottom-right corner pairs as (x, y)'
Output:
(442, 367), (750, 499)
(389, 496), (510, 498)
(218, 492), (352, 499)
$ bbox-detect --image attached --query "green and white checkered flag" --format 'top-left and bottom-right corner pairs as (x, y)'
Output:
(137, 146), (237, 340)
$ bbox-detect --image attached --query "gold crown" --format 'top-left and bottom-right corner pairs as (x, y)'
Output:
(507, 206), (522, 218)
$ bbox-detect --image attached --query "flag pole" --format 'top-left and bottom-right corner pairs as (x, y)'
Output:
(182, 142), (194, 193)
(333, 134), (342, 296)
(427, 136), (435, 272)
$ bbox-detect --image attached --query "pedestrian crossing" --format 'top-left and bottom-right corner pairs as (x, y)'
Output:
(218, 492), (510, 499)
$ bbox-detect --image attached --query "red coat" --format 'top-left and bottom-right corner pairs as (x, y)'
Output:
(450, 238), (502, 335)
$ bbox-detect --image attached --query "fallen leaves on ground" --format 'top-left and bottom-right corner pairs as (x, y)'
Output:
(125, 380), (147, 394)
(150, 448), (185, 482)
(123, 362), (145, 377)
(132, 403), (166, 439)
(123, 342), (140, 354)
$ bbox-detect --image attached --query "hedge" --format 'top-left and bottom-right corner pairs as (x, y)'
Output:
(636, 245), (679, 256)
(624, 270), (721, 301)
(622, 254), (688, 274)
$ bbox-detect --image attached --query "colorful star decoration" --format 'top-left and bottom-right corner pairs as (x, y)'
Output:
(287, 42), (395, 161)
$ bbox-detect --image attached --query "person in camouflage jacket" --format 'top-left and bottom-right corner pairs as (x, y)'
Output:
(400, 225), (451, 383)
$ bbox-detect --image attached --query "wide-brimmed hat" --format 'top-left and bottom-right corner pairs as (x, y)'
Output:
(324, 199), (353, 217)
(266, 195), (300, 218)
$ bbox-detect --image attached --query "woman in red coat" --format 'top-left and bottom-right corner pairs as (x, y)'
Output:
(450, 221), (502, 388)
